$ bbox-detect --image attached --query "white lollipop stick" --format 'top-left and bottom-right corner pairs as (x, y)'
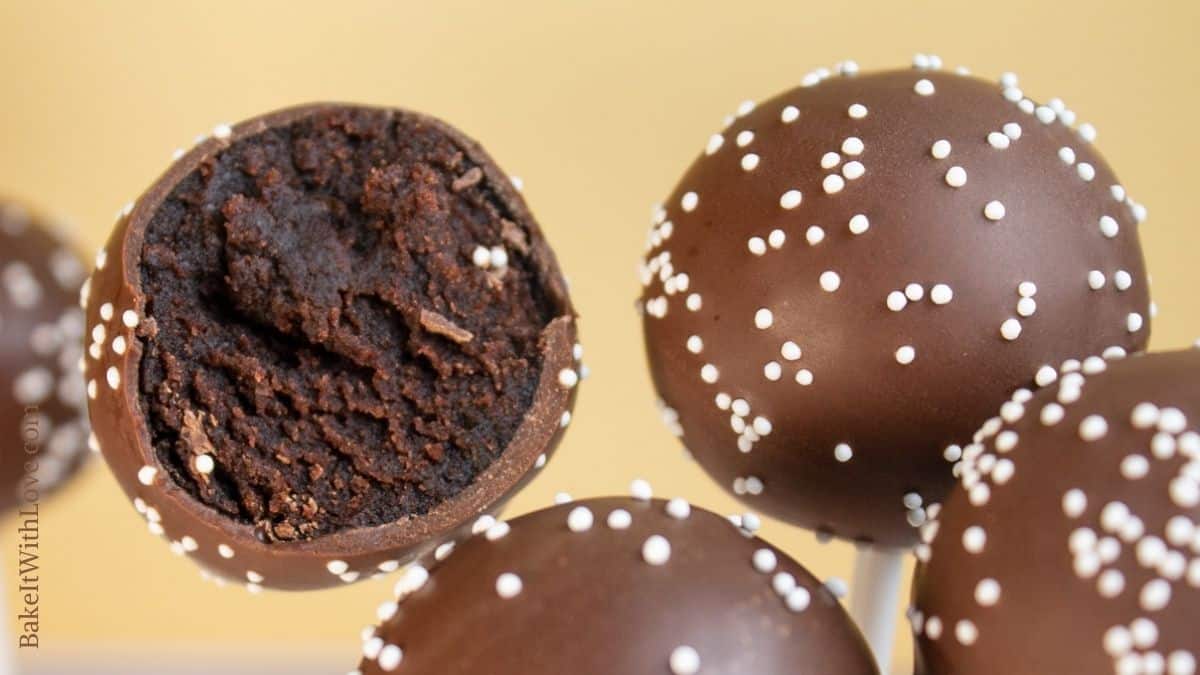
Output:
(849, 546), (905, 675)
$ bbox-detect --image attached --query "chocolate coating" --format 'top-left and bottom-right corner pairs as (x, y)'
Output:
(0, 200), (90, 512)
(912, 350), (1200, 674)
(84, 104), (579, 590)
(639, 67), (1151, 546)
(357, 496), (878, 675)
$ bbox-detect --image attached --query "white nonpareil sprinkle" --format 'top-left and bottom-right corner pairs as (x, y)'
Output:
(772, 572), (796, 596)
(984, 201), (1006, 221)
(567, 506), (594, 532)
(781, 341), (801, 361)
(736, 130), (754, 147)
(1000, 318), (1022, 341)
(1063, 489), (1087, 517)
(1003, 122), (1022, 139)
(763, 361), (782, 381)
(842, 161), (865, 180)
(975, 578), (1001, 606)
(377, 645), (403, 671)
(1099, 215), (1120, 239)
(472, 246), (491, 268)
(895, 345), (916, 365)
(821, 152), (841, 169)
(326, 560), (349, 576)
(669, 646), (701, 675)
(195, 454), (215, 474)
(607, 509), (632, 529)
(931, 140), (951, 159)
(931, 284), (953, 304)
(642, 535), (671, 565)
(496, 573), (523, 598)
(786, 586), (811, 612)
(848, 103), (868, 119)
(700, 364), (718, 383)
(848, 214), (869, 234)
(806, 226), (825, 245)
(665, 498), (691, 520)
(781, 106), (800, 123)
(887, 291), (907, 312)
(768, 229), (785, 248)
(680, 192), (699, 212)
(914, 79), (935, 96)
(819, 271), (841, 292)
(752, 548), (777, 573)
(834, 443), (853, 462)
(963, 526), (986, 553)
(754, 308), (774, 330)
(741, 154), (760, 171)
(1059, 147), (1076, 165)
(823, 174), (846, 194)
(137, 466), (157, 486)
(1079, 415), (1108, 441)
(842, 137), (864, 155)
(705, 134), (724, 155)
(987, 132), (1010, 149)
(1078, 163), (1096, 181)
(557, 368), (579, 388)
(780, 190), (803, 209)
(686, 335), (703, 354)
(630, 479), (653, 501)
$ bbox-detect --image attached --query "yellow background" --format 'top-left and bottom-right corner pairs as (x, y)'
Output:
(1, 1), (1198, 672)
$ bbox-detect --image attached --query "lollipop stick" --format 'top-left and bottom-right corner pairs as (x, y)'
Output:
(849, 546), (904, 675)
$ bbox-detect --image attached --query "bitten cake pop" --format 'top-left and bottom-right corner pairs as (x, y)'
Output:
(639, 62), (1151, 547)
(83, 104), (579, 590)
(354, 493), (878, 674)
(0, 200), (90, 512)
(912, 349), (1200, 674)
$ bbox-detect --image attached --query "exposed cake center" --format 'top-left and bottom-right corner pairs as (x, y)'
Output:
(138, 108), (556, 542)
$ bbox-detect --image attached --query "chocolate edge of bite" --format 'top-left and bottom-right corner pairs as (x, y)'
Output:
(87, 102), (578, 590)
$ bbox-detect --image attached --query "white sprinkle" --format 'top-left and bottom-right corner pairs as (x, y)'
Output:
(768, 229), (785, 248)
(472, 515), (497, 534)
(779, 190), (803, 209)
(930, 284), (953, 305)
(669, 646), (701, 675)
(975, 578), (1000, 606)
(218, 544), (234, 559)
(848, 103), (868, 119)
(607, 509), (632, 529)
(1079, 415), (1108, 441)
(195, 454), (215, 474)
(819, 270), (840, 292)
(686, 294), (702, 311)
(786, 587), (811, 612)
(931, 140), (952, 159)
(496, 573), (523, 598)
(1000, 318), (1021, 340)
(987, 132), (1010, 149)
(842, 161), (865, 180)
(567, 506), (594, 532)
(834, 443), (853, 462)
(763, 361), (782, 381)
(1114, 270), (1133, 291)
(795, 369), (813, 386)
(1003, 122), (1022, 139)
(558, 368), (579, 388)
(781, 106), (800, 123)
(665, 498), (691, 520)
(213, 123), (233, 140)
(1059, 147), (1077, 165)
(914, 79), (935, 96)
(984, 201), (1006, 221)
(736, 130), (754, 147)
(1127, 312), (1144, 333)
(752, 548), (777, 573)
(642, 535), (671, 565)
(326, 560), (350, 576)
(736, 100), (755, 116)
(1035, 106), (1057, 124)
(377, 645), (403, 671)
(895, 345), (916, 365)
(842, 137), (864, 155)
(490, 246), (509, 268)
(630, 479), (653, 501)
(1063, 489), (1087, 517)
(122, 310), (140, 328)
(781, 341), (802, 360)
(700, 364), (718, 383)
(772, 572), (796, 596)
(1098, 570), (1125, 598)
(705, 134), (724, 155)
(1017, 297), (1037, 317)
(806, 226), (825, 245)
(138, 466), (157, 486)
(741, 154), (760, 171)
(686, 335), (703, 354)
(1121, 455), (1150, 480)
(754, 308), (774, 329)
(963, 526), (986, 553)
(1079, 123), (1097, 142)
(472, 246), (491, 268)
(1141, 579), (1171, 611)
(821, 152), (841, 169)
(886, 291), (907, 312)
(847, 214), (870, 235)
(1100, 215), (1120, 239)
(955, 620), (978, 645)
(680, 192), (699, 212)
(1078, 163), (1096, 181)
(823, 174), (846, 194)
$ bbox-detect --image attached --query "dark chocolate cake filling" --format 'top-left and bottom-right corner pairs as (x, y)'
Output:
(138, 108), (556, 542)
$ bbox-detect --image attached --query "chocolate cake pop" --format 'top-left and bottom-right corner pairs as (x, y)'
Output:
(639, 63), (1151, 546)
(83, 104), (579, 590)
(355, 493), (877, 674)
(912, 349), (1200, 674)
(0, 200), (90, 512)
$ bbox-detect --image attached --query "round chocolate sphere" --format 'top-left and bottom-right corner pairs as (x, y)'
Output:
(83, 104), (579, 590)
(639, 65), (1151, 546)
(912, 349), (1200, 674)
(0, 200), (90, 513)
(355, 494), (877, 674)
